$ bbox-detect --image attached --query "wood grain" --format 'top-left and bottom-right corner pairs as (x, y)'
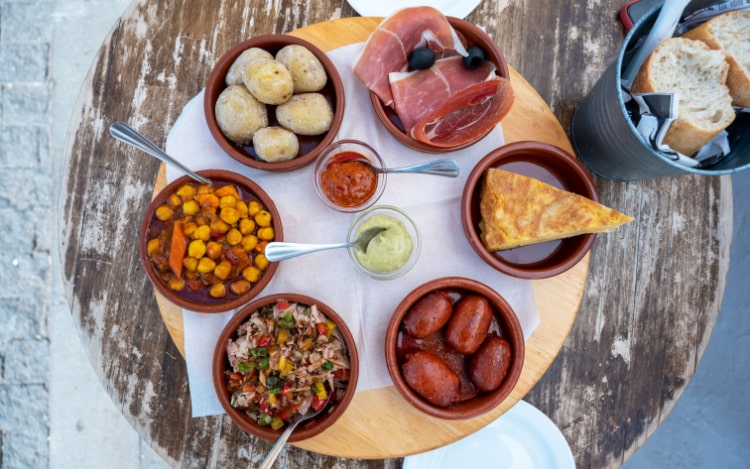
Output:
(60, 1), (732, 467)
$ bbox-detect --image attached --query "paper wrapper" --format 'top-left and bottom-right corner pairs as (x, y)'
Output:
(163, 42), (540, 417)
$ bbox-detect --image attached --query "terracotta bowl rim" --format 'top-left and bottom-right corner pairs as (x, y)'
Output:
(204, 34), (345, 172)
(460, 140), (598, 279)
(139, 169), (282, 313)
(212, 292), (360, 442)
(369, 16), (511, 153)
(384, 276), (525, 420)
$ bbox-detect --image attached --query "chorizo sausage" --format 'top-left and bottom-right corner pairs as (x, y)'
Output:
(402, 290), (453, 338)
(468, 335), (512, 392)
(444, 294), (493, 354)
(401, 351), (461, 407)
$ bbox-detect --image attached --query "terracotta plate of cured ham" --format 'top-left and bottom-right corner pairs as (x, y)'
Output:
(355, 8), (514, 153)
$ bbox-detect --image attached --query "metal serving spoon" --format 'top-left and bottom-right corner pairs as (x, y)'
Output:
(381, 159), (459, 177)
(264, 226), (386, 262)
(259, 398), (330, 469)
(108, 121), (212, 185)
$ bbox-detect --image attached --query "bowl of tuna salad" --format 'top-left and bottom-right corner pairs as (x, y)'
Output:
(212, 293), (359, 441)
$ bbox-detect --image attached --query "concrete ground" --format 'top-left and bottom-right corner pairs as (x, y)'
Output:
(0, 0), (746, 467)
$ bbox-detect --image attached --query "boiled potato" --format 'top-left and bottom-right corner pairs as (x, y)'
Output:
(275, 44), (328, 93)
(276, 93), (333, 136)
(225, 47), (274, 85)
(252, 126), (299, 163)
(215, 85), (268, 143)
(242, 58), (294, 105)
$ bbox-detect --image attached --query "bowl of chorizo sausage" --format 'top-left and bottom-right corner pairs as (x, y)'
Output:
(384, 277), (524, 420)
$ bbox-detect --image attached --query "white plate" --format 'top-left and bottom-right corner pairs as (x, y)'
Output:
(403, 400), (576, 469)
(346, 0), (482, 19)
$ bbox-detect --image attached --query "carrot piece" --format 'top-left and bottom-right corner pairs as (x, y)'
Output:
(169, 221), (188, 277)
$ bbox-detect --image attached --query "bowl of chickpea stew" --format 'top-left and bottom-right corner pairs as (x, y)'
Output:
(139, 169), (282, 312)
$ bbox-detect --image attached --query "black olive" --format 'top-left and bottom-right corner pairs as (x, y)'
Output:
(463, 46), (485, 69)
(408, 47), (436, 70)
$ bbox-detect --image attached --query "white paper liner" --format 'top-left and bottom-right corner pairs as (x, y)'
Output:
(163, 42), (540, 418)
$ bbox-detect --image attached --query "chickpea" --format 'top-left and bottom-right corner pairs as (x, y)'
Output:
(257, 226), (274, 241)
(219, 195), (237, 209)
(255, 253), (269, 271)
(205, 241), (224, 259)
(220, 207), (240, 225)
(209, 283), (226, 298)
(197, 257), (216, 273)
(176, 184), (196, 200)
(193, 225), (211, 241)
(155, 205), (174, 221)
(214, 261), (233, 280)
(230, 280), (251, 295)
(236, 201), (249, 218)
(242, 266), (261, 283)
(239, 218), (256, 235)
(196, 193), (220, 211)
(182, 222), (197, 237)
(226, 228), (242, 246)
(183, 257), (198, 272)
(247, 200), (262, 216)
(169, 277), (185, 291)
(215, 184), (240, 199)
(167, 193), (182, 208)
(188, 239), (206, 258)
(210, 218), (230, 234)
(147, 238), (160, 256)
(241, 234), (259, 252)
(255, 210), (272, 227)
(183, 199), (200, 215)
(197, 184), (213, 195)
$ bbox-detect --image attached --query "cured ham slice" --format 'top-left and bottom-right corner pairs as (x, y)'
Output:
(353, 6), (467, 106)
(389, 57), (497, 132)
(411, 77), (514, 147)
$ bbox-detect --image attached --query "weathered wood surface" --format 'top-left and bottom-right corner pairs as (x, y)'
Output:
(59, 0), (732, 468)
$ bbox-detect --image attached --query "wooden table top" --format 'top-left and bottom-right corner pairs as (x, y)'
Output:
(60, 1), (732, 468)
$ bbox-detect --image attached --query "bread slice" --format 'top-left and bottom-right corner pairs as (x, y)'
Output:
(478, 168), (633, 251)
(683, 11), (750, 107)
(631, 37), (734, 156)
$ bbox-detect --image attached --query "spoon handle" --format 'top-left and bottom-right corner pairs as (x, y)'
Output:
(388, 159), (459, 177)
(259, 420), (299, 469)
(264, 241), (352, 262)
(109, 121), (212, 185)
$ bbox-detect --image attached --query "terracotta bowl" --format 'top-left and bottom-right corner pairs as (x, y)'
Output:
(385, 277), (524, 420)
(313, 139), (387, 212)
(212, 293), (359, 442)
(461, 141), (598, 279)
(139, 169), (282, 312)
(370, 17), (511, 153)
(204, 35), (345, 171)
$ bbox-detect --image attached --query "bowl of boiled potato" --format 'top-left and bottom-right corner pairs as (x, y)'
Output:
(204, 35), (345, 172)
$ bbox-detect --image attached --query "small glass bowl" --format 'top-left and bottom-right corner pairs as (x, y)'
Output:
(347, 205), (421, 280)
(313, 139), (387, 212)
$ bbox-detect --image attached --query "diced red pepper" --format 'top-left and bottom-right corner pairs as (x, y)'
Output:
(316, 323), (328, 336)
(332, 369), (351, 381)
(311, 394), (327, 411)
(276, 299), (289, 310)
(277, 405), (298, 421)
(281, 382), (293, 397)
(257, 336), (272, 347)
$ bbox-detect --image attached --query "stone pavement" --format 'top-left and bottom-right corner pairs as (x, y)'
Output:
(0, 0), (747, 468)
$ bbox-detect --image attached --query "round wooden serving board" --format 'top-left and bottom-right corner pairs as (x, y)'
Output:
(153, 17), (587, 459)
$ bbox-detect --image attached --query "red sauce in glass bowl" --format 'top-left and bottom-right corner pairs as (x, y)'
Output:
(319, 151), (378, 207)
